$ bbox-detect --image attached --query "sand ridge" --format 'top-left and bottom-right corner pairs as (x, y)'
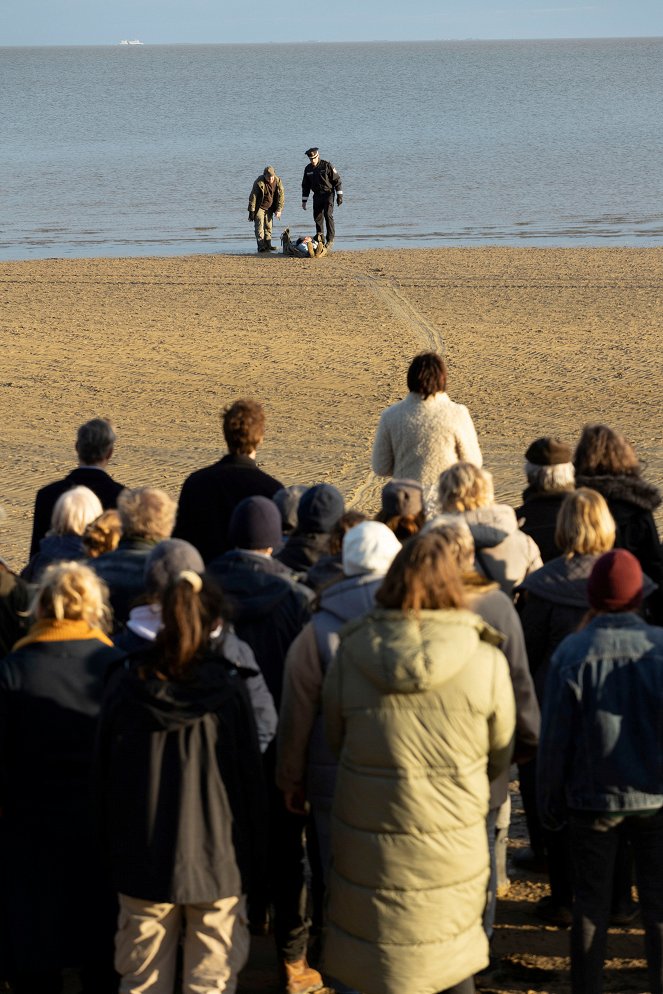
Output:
(1, 247), (662, 568)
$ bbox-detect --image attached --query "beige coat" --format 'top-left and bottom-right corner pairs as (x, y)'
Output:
(323, 608), (515, 994)
(371, 391), (482, 492)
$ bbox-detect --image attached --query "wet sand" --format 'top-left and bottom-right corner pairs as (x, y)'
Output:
(1, 247), (662, 570)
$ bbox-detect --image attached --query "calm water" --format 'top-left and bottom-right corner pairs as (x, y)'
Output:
(2, 39), (663, 259)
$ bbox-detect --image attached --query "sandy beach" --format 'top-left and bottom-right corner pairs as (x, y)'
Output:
(1, 246), (661, 569)
(1, 245), (662, 990)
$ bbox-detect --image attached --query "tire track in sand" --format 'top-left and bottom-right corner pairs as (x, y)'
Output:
(347, 274), (446, 510)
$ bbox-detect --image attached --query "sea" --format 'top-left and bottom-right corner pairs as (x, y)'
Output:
(2, 38), (663, 259)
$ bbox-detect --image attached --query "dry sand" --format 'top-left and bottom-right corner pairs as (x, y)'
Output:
(1, 246), (661, 568)
(1, 246), (662, 990)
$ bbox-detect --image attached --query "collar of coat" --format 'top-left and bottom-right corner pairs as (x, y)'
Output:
(13, 617), (114, 650)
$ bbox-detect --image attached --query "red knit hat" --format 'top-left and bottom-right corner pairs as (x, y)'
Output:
(587, 549), (643, 612)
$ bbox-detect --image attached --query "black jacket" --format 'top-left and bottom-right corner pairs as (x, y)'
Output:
(515, 488), (571, 563)
(173, 454), (283, 564)
(302, 159), (342, 199)
(0, 568), (30, 657)
(206, 550), (312, 709)
(96, 653), (267, 904)
(0, 635), (123, 971)
(29, 467), (124, 559)
(92, 537), (156, 628)
(575, 472), (663, 622)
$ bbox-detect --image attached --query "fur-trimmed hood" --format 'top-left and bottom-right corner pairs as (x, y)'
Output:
(575, 473), (662, 513)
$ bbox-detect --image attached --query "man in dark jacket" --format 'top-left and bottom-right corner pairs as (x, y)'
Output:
(248, 165), (285, 252)
(29, 418), (124, 559)
(173, 398), (283, 564)
(206, 496), (323, 994)
(276, 483), (345, 578)
(301, 147), (342, 250)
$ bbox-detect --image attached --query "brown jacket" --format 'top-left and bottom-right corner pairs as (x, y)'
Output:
(248, 174), (285, 215)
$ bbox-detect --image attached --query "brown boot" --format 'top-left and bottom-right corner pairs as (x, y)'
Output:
(282, 957), (324, 994)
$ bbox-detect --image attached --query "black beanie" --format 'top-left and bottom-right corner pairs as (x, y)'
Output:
(228, 496), (283, 550)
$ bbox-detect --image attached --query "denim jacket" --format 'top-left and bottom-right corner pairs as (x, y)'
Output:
(538, 612), (663, 830)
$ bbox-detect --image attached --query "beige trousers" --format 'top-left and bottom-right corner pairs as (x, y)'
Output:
(115, 893), (249, 994)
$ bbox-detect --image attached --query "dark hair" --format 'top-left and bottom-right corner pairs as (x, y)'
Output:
(375, 532), (466, 614)
(328, 510), (369, 556)
(406, 353), (447, 399)
(76, 418), (116, 464)
(374, 509), (426, 541)
(573, 423), (640, 478)
(222, 399), (266, 455)
(153, 573), (229, 681)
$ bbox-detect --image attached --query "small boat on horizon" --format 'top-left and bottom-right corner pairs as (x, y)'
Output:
(119, 39), (144, 45)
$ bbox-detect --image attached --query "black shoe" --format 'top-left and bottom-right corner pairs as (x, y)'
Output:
(265, 240), (278, 251)
(610, 903), (640, 926)
(535, 895), (573, 928)
(512, 847), (548, 873)
(326, 240), (334, 251)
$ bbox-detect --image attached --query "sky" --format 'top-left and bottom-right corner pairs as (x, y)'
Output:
(2, 0), (663, 46)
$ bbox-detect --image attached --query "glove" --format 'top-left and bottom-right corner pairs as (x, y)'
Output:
(336, 194), (343, 206)
(248, 211), (255, 221)
(302, 199), (308, 210)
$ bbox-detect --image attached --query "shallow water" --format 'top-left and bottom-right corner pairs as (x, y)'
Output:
(2, 38), (663, 259)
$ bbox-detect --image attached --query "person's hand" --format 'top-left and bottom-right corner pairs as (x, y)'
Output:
(336, 194), (343, 206)
(284, 787), (309, 815)
(275, 211), (281, 220)
(302, 199), (307, 210)
(248, 211), (255, 221)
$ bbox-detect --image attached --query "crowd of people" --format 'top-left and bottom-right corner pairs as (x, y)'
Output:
(1, 352), (663, 994)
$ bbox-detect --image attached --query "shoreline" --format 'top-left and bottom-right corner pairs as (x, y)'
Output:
(1, 246), (662, 567)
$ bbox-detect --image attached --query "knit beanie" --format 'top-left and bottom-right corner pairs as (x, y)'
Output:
(273, 485), (309, 534)
(297, 484), (345, 534)
(525, 437), (572, 466)
(587, 549), (643, 612)
(228, 495), (283, 551)
(342, 521), (402, 577)
(381, 478), (424, 518)
(144, 539), (204, 597)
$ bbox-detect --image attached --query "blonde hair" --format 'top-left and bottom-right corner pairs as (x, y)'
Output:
(35, 561), (110, 630)
(438, 462), (495, 512)
(423, 514), (476, 572)
(50, 486), (103, 537)
(117, 487), (176, 542)
(82, 509), (122, 558)
(555, 488), (616, 557)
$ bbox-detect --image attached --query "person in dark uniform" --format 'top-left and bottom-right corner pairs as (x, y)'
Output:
(301, 147), (342, 250)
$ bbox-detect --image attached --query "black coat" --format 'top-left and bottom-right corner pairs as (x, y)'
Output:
(96, 654), (267, 904)
(91, 538), (156, 628)
(0, 635), (124, 972)
(173, 454), (283, 563)
(0, 569), (30, 657)
(29, 467), (124, 559)
(515, 488), (571, 563)
(206, 550), (312, 709)
(575, 472), (663, 622)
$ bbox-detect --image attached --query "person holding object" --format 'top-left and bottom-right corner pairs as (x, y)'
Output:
(248, 165), (284, 252)
(301, 147), (342, 250)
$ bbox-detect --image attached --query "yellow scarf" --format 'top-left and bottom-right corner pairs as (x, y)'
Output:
(13, 617), (114, 651)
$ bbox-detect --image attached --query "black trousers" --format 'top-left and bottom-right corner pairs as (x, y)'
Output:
(313, 194), (335, 243)
(570, 808), (663, 994)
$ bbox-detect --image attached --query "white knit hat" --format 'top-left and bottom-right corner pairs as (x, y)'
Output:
(342, 521), (402, 577)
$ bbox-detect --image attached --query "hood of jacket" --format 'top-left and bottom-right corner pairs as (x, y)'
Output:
(463, 504), (519, 550)
(318, 573), (383, 626)
(574, 473), (662, 512)
(208, 549), (305, 621)
(116, 657), (239, 732)
(341, 607), (502, 695)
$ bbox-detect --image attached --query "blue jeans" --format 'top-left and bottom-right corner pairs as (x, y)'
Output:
(569, 808), (663, 994)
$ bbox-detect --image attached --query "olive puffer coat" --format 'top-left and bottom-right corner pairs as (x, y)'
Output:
(323, 608), (516, 994)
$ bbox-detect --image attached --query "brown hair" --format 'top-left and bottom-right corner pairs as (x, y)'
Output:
(406, 352), (448, 399)
(375, 509), (426, 541)
(82, 509), (122, 558)
(222, 399), (266, 455)
(555, 488), (616, 557)
(375, 532), (467, 614)
(573, 424), (640, 477)
(153, 573), (229, 681)
(328, 510), (369, 556)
